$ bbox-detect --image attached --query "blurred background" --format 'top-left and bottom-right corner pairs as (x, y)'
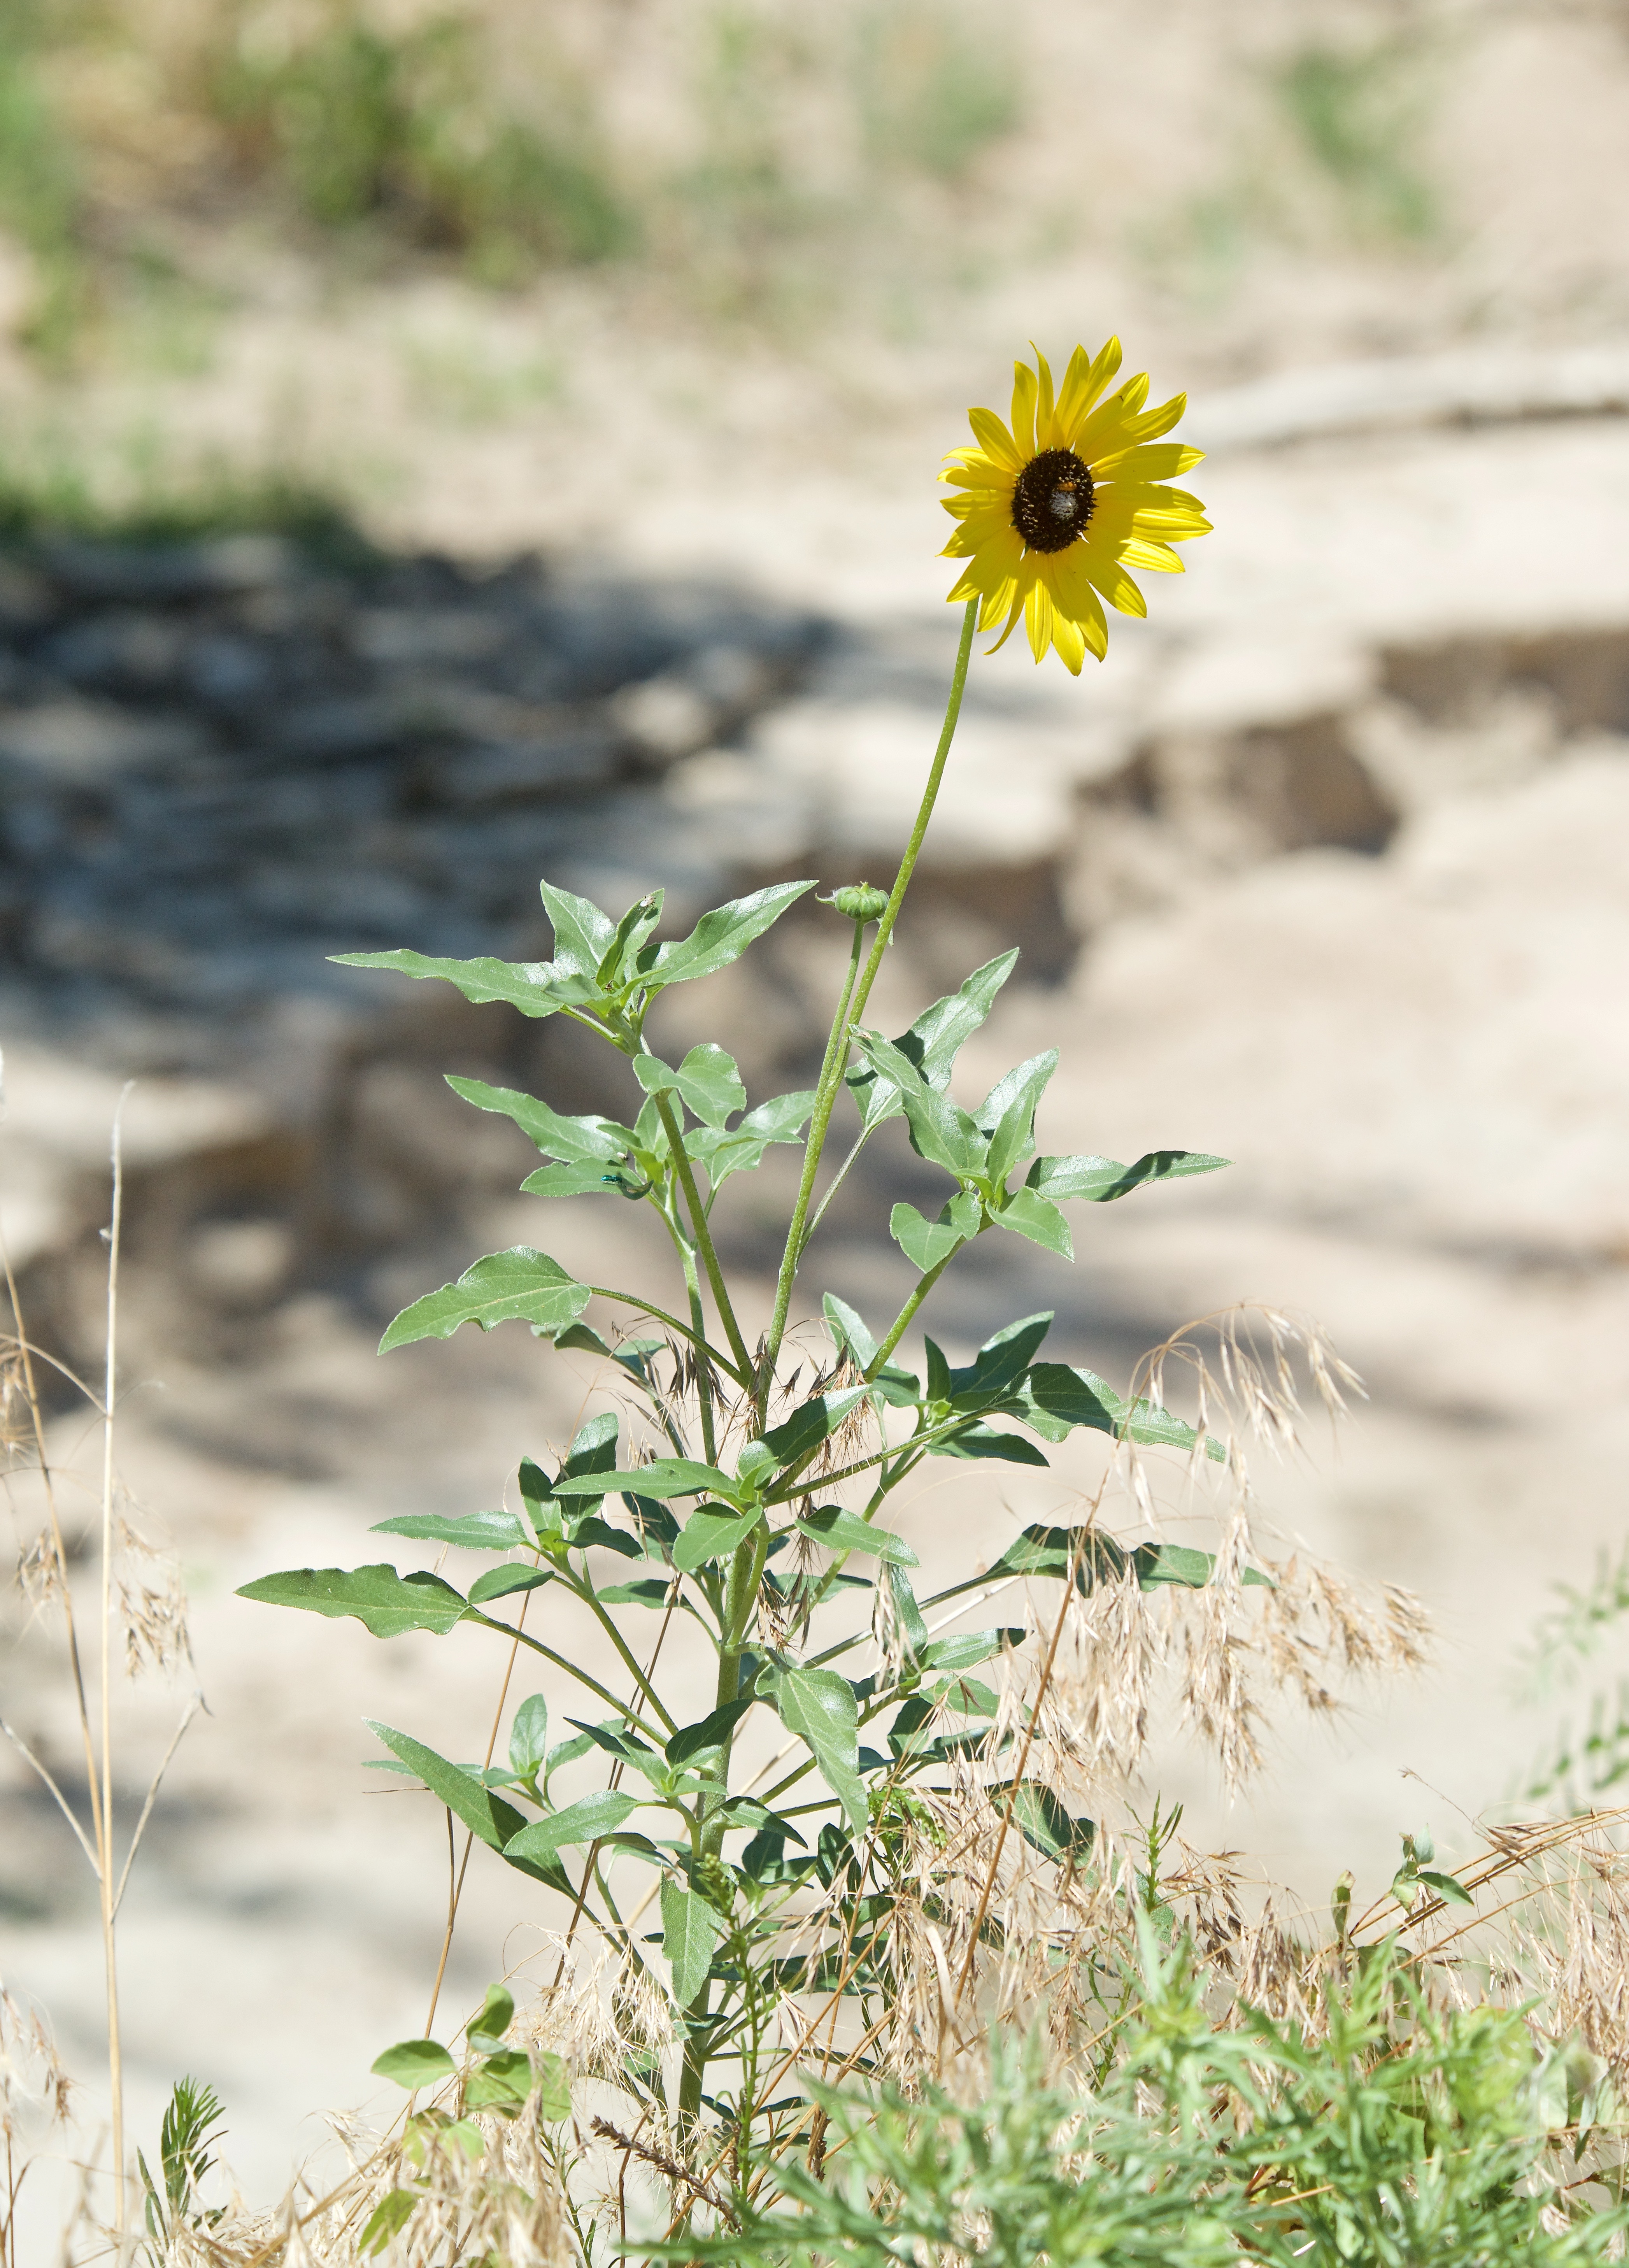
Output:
(4, 0), (1629, 2216)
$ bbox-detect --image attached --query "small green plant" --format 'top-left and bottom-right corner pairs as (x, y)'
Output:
(138, 2076), (228, 2256)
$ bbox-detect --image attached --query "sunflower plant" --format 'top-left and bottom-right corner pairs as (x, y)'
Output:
(240, 345), (1220, 2230)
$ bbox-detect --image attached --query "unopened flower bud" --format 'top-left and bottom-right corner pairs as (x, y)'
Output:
(825, 884), (889, 923)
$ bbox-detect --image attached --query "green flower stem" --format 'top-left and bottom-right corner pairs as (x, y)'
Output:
(651, 1091), (754, 1382)
(467, 1613), (668, 1745)
(757, 594), (980, 1409)
(660, 1207), (719, 1466)
(757, 914), (869, 1418)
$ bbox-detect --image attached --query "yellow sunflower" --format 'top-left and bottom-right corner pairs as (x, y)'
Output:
(941, 340), (1211, 674)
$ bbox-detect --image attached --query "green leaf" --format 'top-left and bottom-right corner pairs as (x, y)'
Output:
(503, 1790), (642, 1862)
(1010, 1781), (1095, 1863)
(887, 1565), (929, 1659)
(1132, 1542), (1215, 1590)
(931, 1423), (1049, 1467)
(634, 1045), (745, 1128)
(563, 1718), (666, 1781)
(372, 2038), (456, 2088)
(509, 1694), (549, 1777)
(597, 888), (665, 986)
(665, 1698), (755, 1766)
(846, 952), (1019, 1131)
(467, 1565), (552, 1606)
(564, 1516), (642, 1559)
(238, 1564), (468, 1638)
(464, 2050), (533, 2112)
(535, 2052), (571, 2121)
(520, 1162), (629, 1199)
(768, 1665), (868, 1833)
(1417, 1869), (1475, 1910)
(761, 1387), (870, 1470)
(332, 949), (595, 1019)
(596, 1577), (672, 1608)
(648, 881), (816, 987)
(1027, 1149), (1230, 1203)
(370, 1510), (530, 1551)
(359, 2189), (419, 2254)
(854, 1031), (987, 1176)
(1024, 1365), (1225, 1459)
(380, 1247), (589, 1352)
(444, 1077), (631, 1163)
(551, 1458), (738, 1503)
(984, 1525), (1132, 1590)
(539, 879), (617, 982)
(366, 1722), (527, 1851)
(797, 1505), (918, 1565)
(992, 1186), (1073, 1259)
(978, 1051), (1059, 1186)
(823, 1293), (878, 1370)
(946, 1313), (1054, 1408)
(689, 1090), (817, 1189)
(560, 1412), (620, 1498)
(661, 1877), (723, 2007)
(674, 1504), (762, 1573)
(468, 1984), (514, 2051)
(923, 1628), (1021, 1673)
(890, 1194), (980, 1273)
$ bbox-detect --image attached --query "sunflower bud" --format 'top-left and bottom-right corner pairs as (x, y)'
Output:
(824, 883), (889, 924)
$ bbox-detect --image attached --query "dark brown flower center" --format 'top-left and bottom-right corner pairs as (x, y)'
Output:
(1011, 448), (1094, 554)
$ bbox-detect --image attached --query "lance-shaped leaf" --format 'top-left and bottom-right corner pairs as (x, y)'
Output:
(890, 1193), (980, 1274)
(371, 1510), (530, 1551)
(978, 1051), (1059, 1186)
(558, 1412), (620, 1506)
(1010, 1781), (1096, 1863)
(761, 1386), (870, 1471)
(509, 1694), (549, 1777)
(992, 1186), (1073, 1259)
(444, 1077), (633, 1164)
(661, 1878), (722, 2008)
(1026, 1149), (1230, 1204)
(983, 1524), (1133, 1591)
(634, 1044), (745, 1128)
(648, 881), (817, 988)
(380, 1247), (589, 1352)
(551, 1458), (740, 1504)
(673, 1503), (762, 1573)
(521, 1163), (629, 1200)
(503, 1790), (642, 1864)
(846, 952), (1019, 1131)
(929, 1423), (1049, 1467)
(538, 879), (617, 982)
(564, 1719), (668, 1783)
(467, 1565), (553, 1606)
(238, 1564), (468, 1638)
(331, 949), (597, 1018)
(767, 1665), (868, 1833)
(366, 1721), (527, 1851)
(922, 1627), (1022, 1673)
(797, 1505), (918, 1565)
(853, 1031), (987, 1177)
(1025, 1364), (1225, 1459)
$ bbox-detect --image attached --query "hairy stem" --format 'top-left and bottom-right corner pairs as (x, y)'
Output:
(756, 595), (979, 1404)
(865, 1241), (968, 1376)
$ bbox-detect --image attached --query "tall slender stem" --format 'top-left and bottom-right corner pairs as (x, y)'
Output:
(757, 596), (978, 1404)
(651, 1093), (754, 1381)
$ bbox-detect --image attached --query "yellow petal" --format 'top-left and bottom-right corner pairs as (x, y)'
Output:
(1080, 547), (1149, 617)
(1033, 346), (1057, 449)
(966, 407), (1022, 471)
(1049, 610), (1087, 675)
(1057, 338), (1122, 442)
(1024, 577), (1056, 662)
(1009, 360), (1040, 461)
(942, 457), (1015, 491)
(1088, 440), (1205, 481)
(1115, 536), (1184, 575)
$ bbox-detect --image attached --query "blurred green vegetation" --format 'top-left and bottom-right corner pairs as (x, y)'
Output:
(0, 0), (91, 357)
(856, 0), (1023, 183)
(1276, 36), (1438, 244)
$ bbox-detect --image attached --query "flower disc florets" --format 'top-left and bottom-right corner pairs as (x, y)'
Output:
(1011, 448), (1095, 553)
